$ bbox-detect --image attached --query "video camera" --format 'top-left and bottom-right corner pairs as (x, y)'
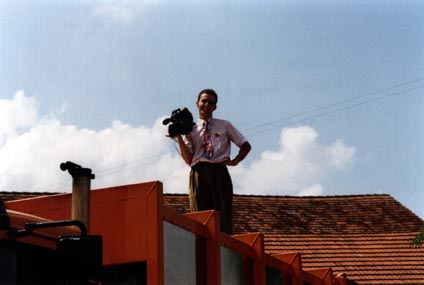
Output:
(163, 108), (195, 138)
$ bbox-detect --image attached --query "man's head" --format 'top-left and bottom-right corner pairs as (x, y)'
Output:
(197, 89), (218, 103)
(196, 89), (218, 120)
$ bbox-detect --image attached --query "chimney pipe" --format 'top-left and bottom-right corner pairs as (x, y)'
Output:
(60, 161), (95, 229)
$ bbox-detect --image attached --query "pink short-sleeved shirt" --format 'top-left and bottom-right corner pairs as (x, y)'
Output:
(184, 117), (247, 167)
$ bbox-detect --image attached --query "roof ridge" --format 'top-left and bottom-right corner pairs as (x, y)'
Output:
(265, 232), (422, 237)
(236, 193), (392, 199)
(0, 191), (65, 195)
(164, 193), (393, 199)
(0, 191), (394, 199)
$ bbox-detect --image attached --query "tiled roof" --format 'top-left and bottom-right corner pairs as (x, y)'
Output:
(165, 194), (423, 234)
(163, 193), (424, 285)
(266, 232), (424, 285)
(0, 192), (56, 202)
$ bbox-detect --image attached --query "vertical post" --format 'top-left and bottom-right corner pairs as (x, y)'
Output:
(60, 161), (95, 229)
(72, 174), (91, 228)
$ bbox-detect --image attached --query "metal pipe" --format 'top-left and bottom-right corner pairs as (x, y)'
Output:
(60, 161), (95, 229)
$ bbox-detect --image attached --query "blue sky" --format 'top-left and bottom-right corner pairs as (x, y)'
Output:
(1, 0), (423, 219)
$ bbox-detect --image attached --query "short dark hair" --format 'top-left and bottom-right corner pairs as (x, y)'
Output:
(197, 89), (218, 103)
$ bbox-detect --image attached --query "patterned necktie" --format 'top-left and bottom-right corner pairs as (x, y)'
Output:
(203, 121), (214, 159)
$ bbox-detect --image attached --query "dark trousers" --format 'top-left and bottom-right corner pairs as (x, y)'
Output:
(189, 162), (233, 234)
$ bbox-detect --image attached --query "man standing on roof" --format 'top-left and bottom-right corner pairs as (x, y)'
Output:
(176, 89), (251, 234)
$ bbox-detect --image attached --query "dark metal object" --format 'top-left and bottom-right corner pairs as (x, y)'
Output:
(7, 219), (103, 282)
(8, 219), (87, 239)
(60, 161), (95, 179)
(56, 234), (103, 281)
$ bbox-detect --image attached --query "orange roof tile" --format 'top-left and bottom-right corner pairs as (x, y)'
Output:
(163, 193), (424, 285)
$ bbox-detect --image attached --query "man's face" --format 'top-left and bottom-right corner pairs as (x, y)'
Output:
(196, 93), (217, 120)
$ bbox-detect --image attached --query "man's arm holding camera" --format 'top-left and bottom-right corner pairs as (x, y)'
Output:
(176, 134), (193, 165)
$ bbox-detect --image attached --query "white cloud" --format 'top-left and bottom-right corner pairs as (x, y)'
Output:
(93, 0), (158, 24)
(298, 184), (323, 196)
(231, 126), (355, 196)
(0, 91), (186, 193)
(0, 90), (38, 142)
(0, 92), (355, 197)
(94, 2), (137, 24)
(326, 140), (355, 169)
